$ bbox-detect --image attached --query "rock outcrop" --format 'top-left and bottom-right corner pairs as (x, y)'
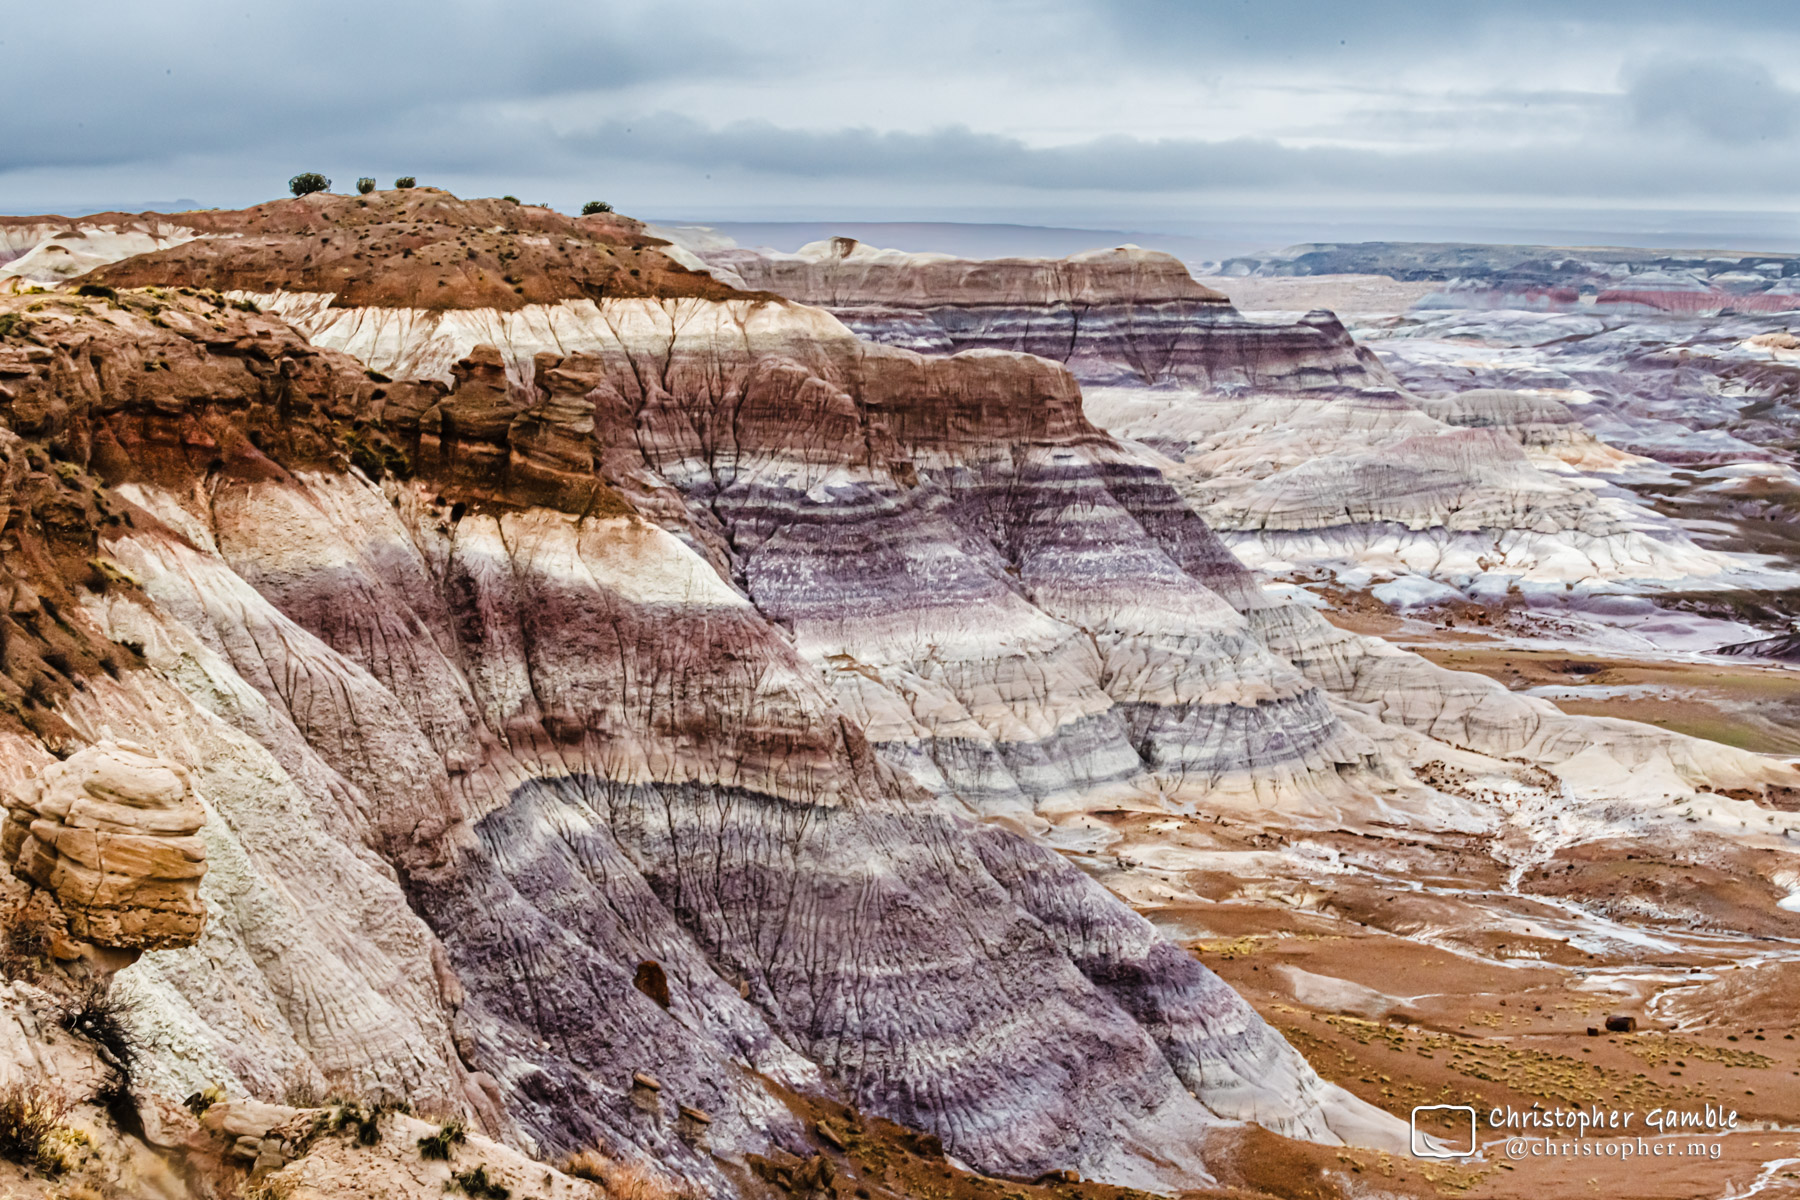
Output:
(2, 741), (207, 962)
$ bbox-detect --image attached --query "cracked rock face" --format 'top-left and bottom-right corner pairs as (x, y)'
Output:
(2, 740), (207, 955)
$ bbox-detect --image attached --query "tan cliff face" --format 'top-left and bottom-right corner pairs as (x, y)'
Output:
(2, 741), (207, 963)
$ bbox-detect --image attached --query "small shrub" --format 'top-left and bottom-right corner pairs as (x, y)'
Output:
(417, 1117), (467, 1161)
(59, 979), (139, 1079)
(184, 1085), (226, 1114)
(356, 177), (376, 195)
(581, 200), (613, 215)
(74, 283), (117, 300)
(449, 1164), (511, 1199)
(0, 312), (24, 338)
(0, 1078), (76, 1174)
(502, 195), (519, 204)
(245, 1176), (298, 1200)
(319, 1099), (384, 1146)
(394, 176), (417, 189)
(561, 1150), (606, 1182)
(289, 172), (331, 197)
(0, 898), (46, 980)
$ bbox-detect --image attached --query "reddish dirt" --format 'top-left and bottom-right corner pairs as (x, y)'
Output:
(73, 189), (764, 311)
(742, 1081), (1417, 1200)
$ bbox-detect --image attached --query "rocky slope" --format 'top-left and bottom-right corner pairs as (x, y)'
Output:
(696, 235), (1758, 597)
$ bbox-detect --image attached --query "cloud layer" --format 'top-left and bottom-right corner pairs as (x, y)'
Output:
(6, 1), (1800, 223)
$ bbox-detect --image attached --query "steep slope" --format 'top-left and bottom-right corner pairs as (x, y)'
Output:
(0, 217), (1401, 1195)
(697, 235), (1747, 594)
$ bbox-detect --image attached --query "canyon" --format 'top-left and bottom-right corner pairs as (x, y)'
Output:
(0, 193), (1796, 1200)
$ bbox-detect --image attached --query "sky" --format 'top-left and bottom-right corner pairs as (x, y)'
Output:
(7, 1), (1800, 249)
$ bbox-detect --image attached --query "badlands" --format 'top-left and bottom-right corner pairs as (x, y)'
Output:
(0, 191), (1796, 1200)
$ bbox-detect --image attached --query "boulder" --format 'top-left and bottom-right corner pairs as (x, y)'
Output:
(2, 740), (208, 959)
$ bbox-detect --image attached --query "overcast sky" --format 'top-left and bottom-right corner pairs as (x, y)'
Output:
(7, 1), (1800, 245)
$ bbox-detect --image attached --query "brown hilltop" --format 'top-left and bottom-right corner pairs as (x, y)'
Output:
(75, 187), (757, 310)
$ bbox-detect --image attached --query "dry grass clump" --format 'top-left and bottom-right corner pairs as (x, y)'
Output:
(418, 1116), (468, 1160)
(449, 1163), (511, 1199)
(0, 1077), (86, 1174)
(0, 893), (47, 982)
(559, 1151), (687, 1200)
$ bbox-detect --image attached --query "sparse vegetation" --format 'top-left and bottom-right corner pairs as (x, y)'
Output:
(356, 177), (376, 195)
(58, 980), (139, 1080)
(417, 1117), (467, 1160)
(581, 200), (614, 215)
(184, 1085), (227, 1115)
(288, 172), (331, 197)
(0, 896), (46, 981)
(339, 424), (411, 481)
(245, 1176), (298, 1200)
(394, 176), (417, 189)
(0, 1077), (81, 1175)
(314, 1097), (407, 1147)
(502, 195), (519, 204)
(449, 1164), (511, 1199)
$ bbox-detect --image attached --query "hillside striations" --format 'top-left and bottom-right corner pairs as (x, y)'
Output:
(3, 193), (1799, 1200)
(0, 196), (1415, 1200)
(699, 236), (1387, 390)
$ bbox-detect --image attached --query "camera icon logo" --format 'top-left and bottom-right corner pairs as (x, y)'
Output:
(1411, 1105), (1477, 1158)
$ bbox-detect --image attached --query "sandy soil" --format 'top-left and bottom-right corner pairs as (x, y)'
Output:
(1404, 640), (1800, 757)
(1071, 799), (1800, 1198)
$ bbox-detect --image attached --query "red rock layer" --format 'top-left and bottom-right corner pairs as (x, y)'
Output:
(74, 190), (752, 311)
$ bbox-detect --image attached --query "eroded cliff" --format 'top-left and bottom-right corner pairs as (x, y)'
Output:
(0, 208), (1400, 1199)
(3, 194), (1799, 1200)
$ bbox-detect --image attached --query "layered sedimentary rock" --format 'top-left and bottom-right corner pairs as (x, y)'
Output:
(1220, 240), (1800, 315)
(2, 741), (207, 957)
(1087, 384), (1730, 587)
(702, 236), (1388, 389)
(0, 246), (1397, 1194)
(698, 234), (1748, 594)
(6, 194), (1798, 1200)
(1, 215), (200, 285)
